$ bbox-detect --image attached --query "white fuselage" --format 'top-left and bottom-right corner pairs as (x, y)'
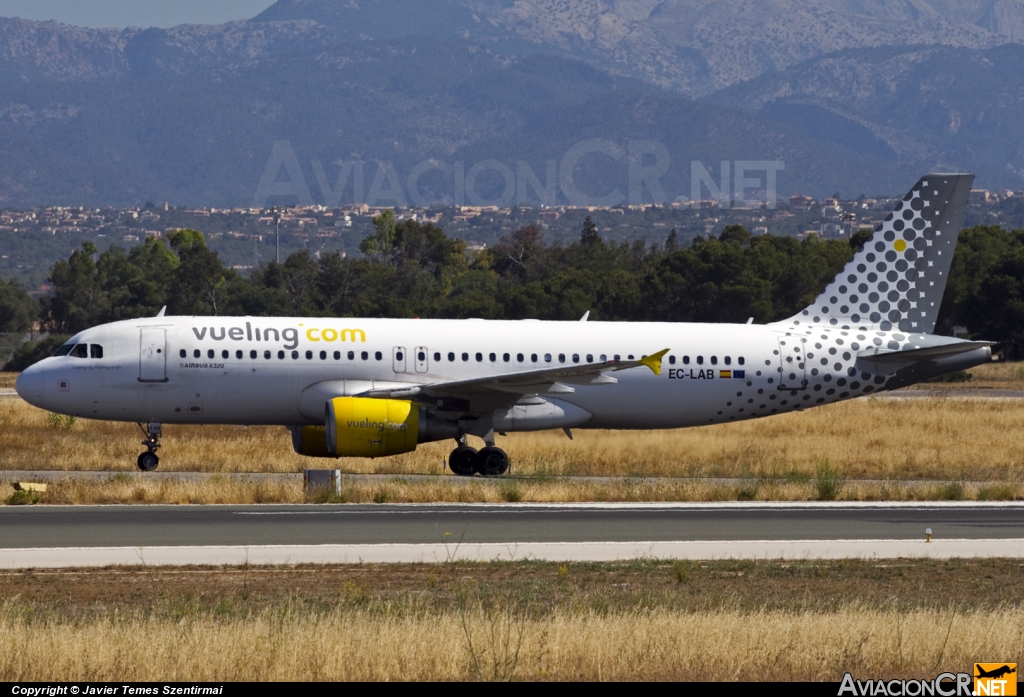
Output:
(15, 315), (933, 430)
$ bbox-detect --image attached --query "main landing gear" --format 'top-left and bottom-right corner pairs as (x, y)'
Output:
(136, 422), (162, 471)
(448, 435), (510, 477)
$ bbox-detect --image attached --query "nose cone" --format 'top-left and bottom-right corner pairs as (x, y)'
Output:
(15, 362), (44, 408)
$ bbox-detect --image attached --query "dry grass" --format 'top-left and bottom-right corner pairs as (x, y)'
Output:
(7, 475), (1021, 505)
(3, 393), (1024, 481)
(3, 559), (1020, 681)
(914, 360), (1024, 390)
(0, 372), (17, 389)
(0, 603), (1018, 681)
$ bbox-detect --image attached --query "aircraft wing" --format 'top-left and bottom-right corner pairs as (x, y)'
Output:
(855, 341), (994, 375)
(358, 349), (669, 399)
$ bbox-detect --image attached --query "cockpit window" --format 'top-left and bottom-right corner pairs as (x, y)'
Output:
(53, 343), (75, 357)
(69, 344), (89, 358)
(90, 344), (103, 359)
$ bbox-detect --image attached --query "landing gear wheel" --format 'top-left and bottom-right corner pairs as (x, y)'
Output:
(476, 446), (510, 476)
(136, 422), (162, 472)
(449, 446), (479, 476)
(137, 451), (160, 471)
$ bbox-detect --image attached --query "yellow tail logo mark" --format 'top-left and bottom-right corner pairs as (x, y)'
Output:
(639, 348), (670, 376)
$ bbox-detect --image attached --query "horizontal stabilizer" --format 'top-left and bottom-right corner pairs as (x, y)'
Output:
(856, 341), (993, 375)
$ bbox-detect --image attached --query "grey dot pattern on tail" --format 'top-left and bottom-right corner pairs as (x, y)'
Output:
(788, 175), (968, 334)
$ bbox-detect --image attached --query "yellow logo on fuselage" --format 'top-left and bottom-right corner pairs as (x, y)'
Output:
(306, 327), (366, 343)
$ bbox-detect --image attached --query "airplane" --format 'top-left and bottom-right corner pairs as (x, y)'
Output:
(975, 665), (1016, 680)
(15, 173), (993, 475)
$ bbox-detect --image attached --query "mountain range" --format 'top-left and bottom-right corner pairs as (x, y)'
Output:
(1, 0), (1024, 207)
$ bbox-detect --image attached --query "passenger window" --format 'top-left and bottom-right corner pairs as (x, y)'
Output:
(264, 350), (271, 359)
(683, 356), (690, 364)
(70, 344), (88, 358)
(462, 352), (469, 361)
(572, 354), (579, 363)
(53, 343), (75, 357)
(697, 356), (704, 365)
(711, 356), (718, 365)
(333, 351), (340, 360)
(222, 350), (229, 359)
(476, 352), (483, 362)
(558, 354), (565, 363)
(179, 349), (186, 358)
(278, 350), (285, 359)
(503, 353), (510, 362)
(396, 351), (404, 361)
(599, 354), (607, 362)
(348, 351), (355, 360)
(627, 354), (634, 360)
(251, 350), (258, 359)
(374, 351), (382, 360)
(361, 351), (368, 360)
(489, 352), (496, 362)
(614, 354), (620, 360)
(418, 351), (425, 361)
(531, 354), (538, 362)
(724, 356), (731, 365)
(236, 350), (243, 359)
(517, 353), (524, 362)
(292, 350), (299, 359)
(433, 352), (441, 362)
(305, 350), (313, 360)
(320, 350), (327, 360)
(194, 349), (201, 359)
(207, 349), (215, 359)
(544, 353), (552, 362)
(669, 356), (676, 365)
(586, 354), (593, 362)
(739, 357), (745, 365)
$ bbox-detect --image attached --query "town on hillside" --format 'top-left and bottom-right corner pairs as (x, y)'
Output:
(2, 187), (1022, 291)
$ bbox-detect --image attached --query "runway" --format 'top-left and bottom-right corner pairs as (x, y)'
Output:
(2, 502), (1023, 567)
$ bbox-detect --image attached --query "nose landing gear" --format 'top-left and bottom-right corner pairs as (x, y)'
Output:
(136, 422), (162, 471)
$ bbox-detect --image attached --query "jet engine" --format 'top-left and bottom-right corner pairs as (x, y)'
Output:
(290, 397), (460, 458)
(326, 396), (419, 457)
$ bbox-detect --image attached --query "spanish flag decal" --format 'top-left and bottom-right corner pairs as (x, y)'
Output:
(719, 370), (731, 379)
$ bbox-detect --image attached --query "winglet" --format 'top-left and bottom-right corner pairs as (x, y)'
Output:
(579, 311), (590, 322)
(639, 348), (670, 376)
(156, 306), (166, 317)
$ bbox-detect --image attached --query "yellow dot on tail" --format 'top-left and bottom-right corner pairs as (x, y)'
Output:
(894, 239), (907, 252)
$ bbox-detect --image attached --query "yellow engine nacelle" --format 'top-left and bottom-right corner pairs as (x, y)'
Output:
(325, 397), (419, 457)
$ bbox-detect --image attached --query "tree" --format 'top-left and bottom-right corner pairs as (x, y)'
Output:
(167, 230), (233, 316)
(665, 228), (678, 252)
(0, 278), (39, 333)
(580, 215), (599, 246)
(4, 334), (67, 372)
(849, 228), (874, 253)
(43, 242), (105, 333)
(719, 224), (751, 246)
(359, 209), (397, 263)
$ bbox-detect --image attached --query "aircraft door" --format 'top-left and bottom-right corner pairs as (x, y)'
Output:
(139, 328), (168, 382)
(393, 346), (407, 373)
(777, 336), (807, 390)
(414, 346), (429, 373)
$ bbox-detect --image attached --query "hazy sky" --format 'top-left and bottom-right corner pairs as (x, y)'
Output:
(0, 0), (277, 28)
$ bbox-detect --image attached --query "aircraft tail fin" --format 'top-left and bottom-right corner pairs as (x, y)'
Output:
(779, 173), (973, 334)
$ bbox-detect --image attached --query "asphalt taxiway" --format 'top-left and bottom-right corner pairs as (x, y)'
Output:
(1, 502), (1022, 567)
